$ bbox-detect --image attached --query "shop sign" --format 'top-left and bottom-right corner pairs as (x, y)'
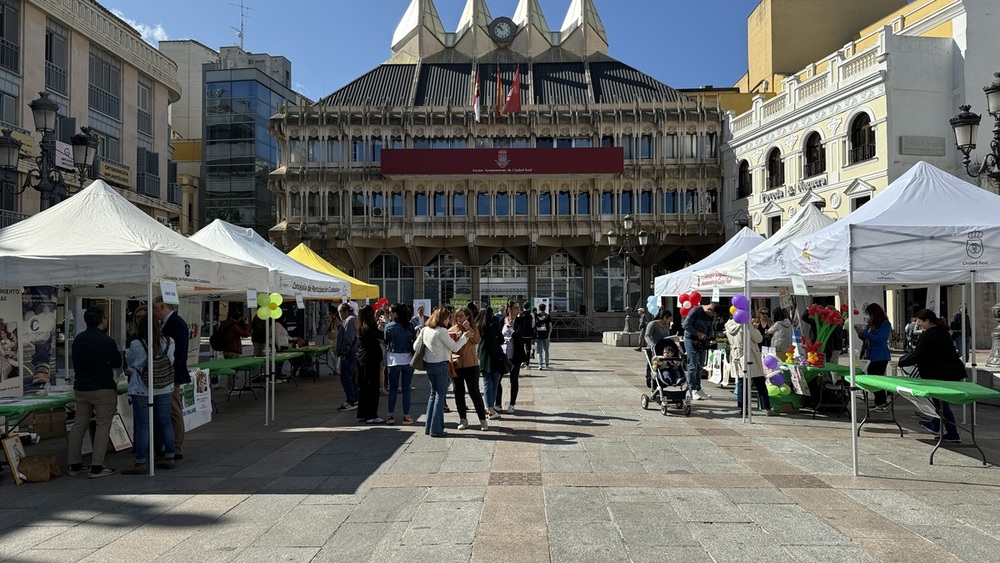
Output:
(760, 189), (785, 203)
(794, 176), (827, 194)
(381, 147), (624, 176)
(98, 160), (133, 187)
(899, 136), (945, 157)
(54, 141), (75, 170)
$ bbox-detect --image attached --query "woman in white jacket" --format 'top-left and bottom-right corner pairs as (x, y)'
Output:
(764, 308), (792, 359)
(417, 307), (471, 437)
(726, 317), (774, 416)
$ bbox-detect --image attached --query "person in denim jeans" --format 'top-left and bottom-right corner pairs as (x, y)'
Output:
(123, 314), (177, 473)
(477, 307), (505, 420)
(534, 303), (553, 370)
(419, 307), (470, 437)
(336, 303), (359, 411)
(383, 303), (415, 425)
(682, 302), (720, 400)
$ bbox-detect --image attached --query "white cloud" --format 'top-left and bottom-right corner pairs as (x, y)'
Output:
(110, 9), (169, 46)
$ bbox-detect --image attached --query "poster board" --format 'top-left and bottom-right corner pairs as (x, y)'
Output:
(109, 413), (132, 452)
(788, 365), (810, 396)
(412, 299), (431, 321)
(2, 435), (26, 484)
(0, 288), (23, 398)
(182, 368), (212, 431)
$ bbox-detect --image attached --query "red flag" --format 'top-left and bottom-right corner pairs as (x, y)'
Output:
(472, 68), (481, 122)
(496, 64), (505, 117)
(505, 68), (522, 114)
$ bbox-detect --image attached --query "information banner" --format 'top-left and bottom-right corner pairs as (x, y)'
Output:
(21, 286), (58, 389)
(182, 368), (213, 431)
(0, 288), (22, 398)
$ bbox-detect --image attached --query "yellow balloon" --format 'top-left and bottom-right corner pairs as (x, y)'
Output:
(273, 307), (283, 319)
(269, 302), (278, 310)
(269, 292), (283, 305)
(256, 307), (269, 320)
(729, 305), (737, 314)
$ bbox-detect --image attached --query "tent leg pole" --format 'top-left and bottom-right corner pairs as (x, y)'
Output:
(848, 230), (859, 477)
(148, 282), (155, 477)
(264, 315), (269, 427)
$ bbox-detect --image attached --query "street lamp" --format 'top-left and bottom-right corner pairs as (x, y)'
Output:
(949, 73), (1000, 367)
(606, 214), (649, 257)
(317, 217), (328, 254)
(0, 92), (99, 210)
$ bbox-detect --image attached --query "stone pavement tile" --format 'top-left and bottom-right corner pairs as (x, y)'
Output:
(602, 487), (670, 503)
(852, 538), (963, 563)
(311, 521), (408, 562)
(910, 523), (1000, 561)
(490, 453), (541, 473)
(218, 493), (308, 522)
(617, 521), (699, 547)
(259, 475), (330, 492)
(722, 487), (796, 505)
(253, 504), (350, 547)
(13, 548), (98, 562)
(660, 489), (751, 524)
(0, 525), (71, 558)
(384, 452), (446, 474)
(300, 493), (363, 505)
(230, 546), (320, 562)
(785, 545), (880, 563)
(471, 535), (551, 563)
(540, 451), (592, 473)
(440, 459), (493, 473)
(741, 458), (808, 475)
(544, 487), (611, 522)
(32, 521), (132, 550)
(625, 545), (713, 563)
(346, 487), (427, 523)
(424, 485), (486, 502)
(547, 521), (628, 561)
(361, 472), (488, 488)
(399, 501), (483, 545)
(79, 522), (197, 561)
(590, 459), (646, 474)
(843, 490), (963, 528)
(738, 503), (852, 546)
(388, 543), (473, 563)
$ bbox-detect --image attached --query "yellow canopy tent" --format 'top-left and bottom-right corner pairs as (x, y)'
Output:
(287, 243), (380, 300)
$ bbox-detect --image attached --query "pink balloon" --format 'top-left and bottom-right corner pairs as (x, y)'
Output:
(733, 309), (750, 324)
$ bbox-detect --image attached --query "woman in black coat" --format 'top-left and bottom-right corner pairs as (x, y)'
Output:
(896, 309), (965, 442)
(355, 305), (385, 424)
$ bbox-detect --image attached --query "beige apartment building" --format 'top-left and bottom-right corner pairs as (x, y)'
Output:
(0, 0), (180, 227)
(269, 0), (724, 322)
(722, 0), (1000, 342)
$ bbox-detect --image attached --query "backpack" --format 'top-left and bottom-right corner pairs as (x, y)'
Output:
(535, 313), (551, 339)
(209, 324), (228, 351)
(141, 339), (175, 389)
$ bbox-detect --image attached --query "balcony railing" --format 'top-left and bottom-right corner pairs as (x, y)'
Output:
(167, 182), (182, 204)
(45, 62), (67, 95)
(736, 185), (753, 199)
(137, 172), (161, 198)
(88, 84), (121, 119)
(848, 144), (876, 165)
(0, 208), (27, 229)
(137, 109), (152, 135)
(0, 37), (18, 73)
(765, 175), (785, 190)
(804, 159), (827, 177)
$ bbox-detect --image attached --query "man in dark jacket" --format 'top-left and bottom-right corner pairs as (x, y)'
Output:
(682, 302), (720, 400)
(67, 307), (121, 478)
(336, 303), (359, 411)
(153, 297), (190, 460)
(517, 301), (534, 368)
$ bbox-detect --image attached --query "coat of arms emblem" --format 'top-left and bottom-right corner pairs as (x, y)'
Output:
(966, 230), (984, 259)
(496, 150), (509, 168)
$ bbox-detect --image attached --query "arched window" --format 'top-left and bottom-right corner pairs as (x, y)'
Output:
(737, 160), (752, 198)
(849, 113), (875, 164)
(766, 148), (784, 189)
(804, 132), (826, 177)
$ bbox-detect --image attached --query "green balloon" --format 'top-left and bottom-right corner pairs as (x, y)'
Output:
(273, 306), (283, 319)
(779, 384), (792, 396)
(766, 383), (780, 397)
(269, 292), (283, 304)
(256, 293), (269, 308)
(256, 307), (269, 320)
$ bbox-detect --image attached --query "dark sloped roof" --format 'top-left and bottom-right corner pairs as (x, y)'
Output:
(317, 64), (415, 106)
(317, 60), (689, 107)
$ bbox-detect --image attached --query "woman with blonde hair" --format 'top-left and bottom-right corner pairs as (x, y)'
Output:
(418, 307), (471, 437)
(449, 307), (487, 430)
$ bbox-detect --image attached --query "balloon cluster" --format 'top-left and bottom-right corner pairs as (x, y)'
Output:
(645, 295), (660, 316)
(374, 297), (389, 310)
(678, 291), (702, 317)
(766, 382), (792, 396)
(256, 292), (284, 320)
(729, 293), (751, 324)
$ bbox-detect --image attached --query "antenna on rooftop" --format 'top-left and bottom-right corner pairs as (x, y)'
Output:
(229, 0), (253, 50)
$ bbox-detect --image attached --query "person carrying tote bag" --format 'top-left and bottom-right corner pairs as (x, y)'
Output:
(123, 316), (176, 474)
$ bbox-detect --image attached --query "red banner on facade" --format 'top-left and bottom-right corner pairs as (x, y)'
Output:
(381, 147), (624, 176)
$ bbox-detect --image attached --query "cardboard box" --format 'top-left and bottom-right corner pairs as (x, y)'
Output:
(31, 409), (66, 440)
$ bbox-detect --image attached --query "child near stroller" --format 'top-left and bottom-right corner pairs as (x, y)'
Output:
(641, 336), (692, 416)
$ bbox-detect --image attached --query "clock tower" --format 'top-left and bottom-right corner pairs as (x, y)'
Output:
(487, 17), (517, 47)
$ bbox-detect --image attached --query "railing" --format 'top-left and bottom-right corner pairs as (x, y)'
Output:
(137, 109), (152, 135)
(760, 95), (786, 119)
(136, 172), (161, 198)
(765, 175), (785, 190)
(167, 182), (182, 204)
(735, 185), (753, 199)
(804, 159), (827, 177)
(848, 144), (877, 165)
(45, 61), (67, 94)
(797, 74), (829, 102)
(840, 48), (878, 80)
(88, 84), (121, 119)
(0, 37), (18, 73)
(0, 208), (27, 229)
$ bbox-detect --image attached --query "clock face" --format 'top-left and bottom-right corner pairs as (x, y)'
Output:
(490, 18), (516, 43)
(494, 21), (511, 39)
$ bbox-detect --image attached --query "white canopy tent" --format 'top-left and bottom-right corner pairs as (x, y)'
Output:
(740, 162), (1000, 476)
(654, 227), (765, 297)
(689, 203), (837, 294)
(190, 219), (350, 299)
(0, 180), (270, 475)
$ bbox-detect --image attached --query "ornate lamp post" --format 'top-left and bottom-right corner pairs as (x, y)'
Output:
(607, 214), (649, 311)
(0, 92), (99, 211)
(948, 72), (1000, 367)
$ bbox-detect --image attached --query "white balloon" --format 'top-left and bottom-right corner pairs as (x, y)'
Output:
(681, 300), (691, 309)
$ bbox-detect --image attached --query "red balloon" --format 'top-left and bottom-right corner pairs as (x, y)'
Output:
(689, 291), (702, 305)
(678, 293), (690, 304)
(681, 306), (692, 317)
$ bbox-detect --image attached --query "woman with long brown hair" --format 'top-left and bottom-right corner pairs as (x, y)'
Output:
(123, 306), (176, 474)
(500, 300), (528, 414)
(855, 302), (892, 410)
(418, 307), (471, 436)
(355, 305), (385, 424)
(449, 307), (487, 430)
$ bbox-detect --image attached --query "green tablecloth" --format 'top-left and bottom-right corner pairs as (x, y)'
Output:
(854, 375), (1000, 405)
(0, 392), (75, 420)
(782, 362), (859, 382)
(190, 356), (267, 371)
(274, 351), (304, 362)
(295, 345), (332, 358)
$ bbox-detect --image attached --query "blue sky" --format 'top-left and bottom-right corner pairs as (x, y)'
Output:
(108, 0), (760, 101)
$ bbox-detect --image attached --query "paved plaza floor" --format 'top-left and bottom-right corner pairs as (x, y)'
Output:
(2, 342), (999, 562)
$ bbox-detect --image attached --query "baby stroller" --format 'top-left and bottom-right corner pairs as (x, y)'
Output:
(641, 337), (692, 416)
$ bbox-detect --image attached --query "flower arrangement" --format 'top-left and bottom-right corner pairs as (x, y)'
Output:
(803, 304), (844, 367)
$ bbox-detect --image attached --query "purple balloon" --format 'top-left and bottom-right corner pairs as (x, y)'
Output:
(732, 294), (749, 310)
(763, 355), (780, 370)
(768, 372), (786, 387)
(733, 309), (751, 324)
